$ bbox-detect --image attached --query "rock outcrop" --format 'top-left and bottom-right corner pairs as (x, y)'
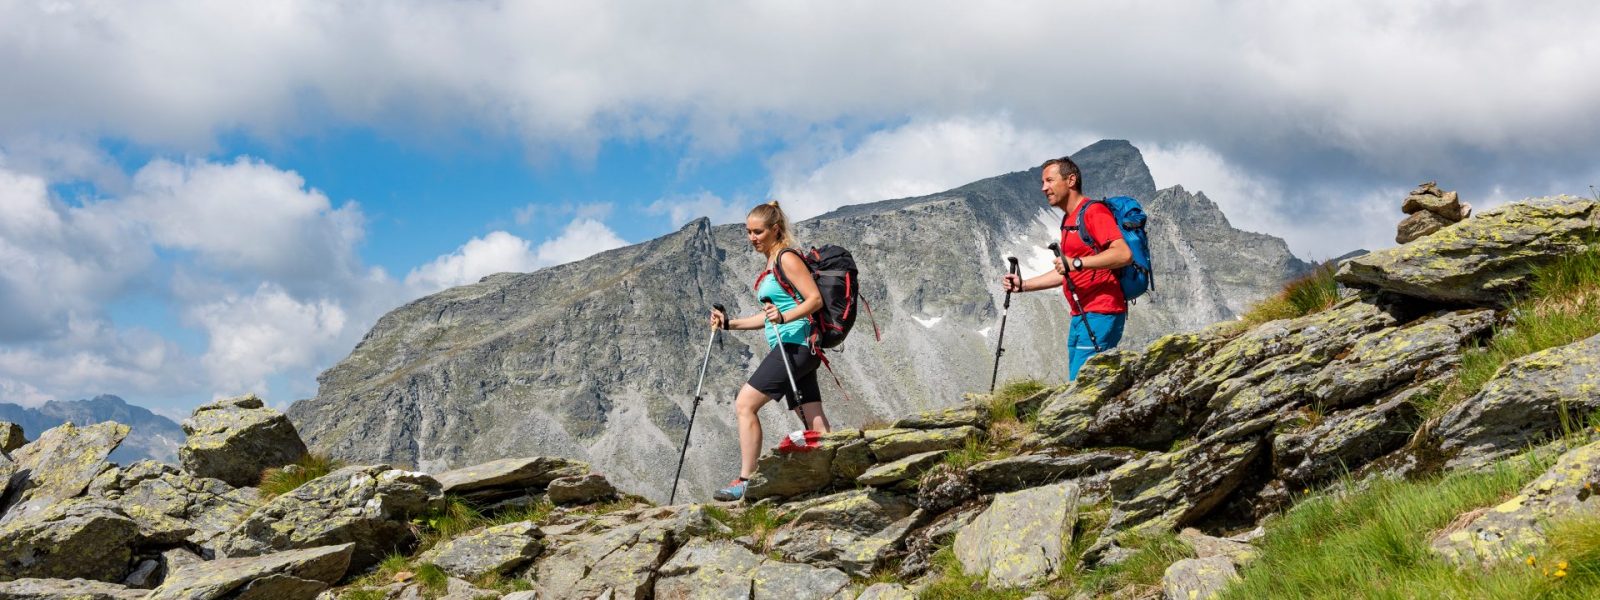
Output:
(1435, 333), (1600, 468)
(1432, 440), (1600, 565)
(148, 543), (353, 600)
(0, 421), (128, 524)
(179, 394), (309, 488)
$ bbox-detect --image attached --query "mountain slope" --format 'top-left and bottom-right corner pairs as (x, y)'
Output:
(0, 394), (182, 464)
(286, 140), (1309, 501)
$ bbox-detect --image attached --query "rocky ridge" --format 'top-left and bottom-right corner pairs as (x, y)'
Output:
(287, 140), (1309, 503)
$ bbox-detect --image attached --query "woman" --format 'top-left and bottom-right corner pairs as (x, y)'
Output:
(708, 201), (832, 502)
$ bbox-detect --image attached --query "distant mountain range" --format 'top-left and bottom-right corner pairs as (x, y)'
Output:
(288, 140), (1311, 502)
(0, 395), (182, 464)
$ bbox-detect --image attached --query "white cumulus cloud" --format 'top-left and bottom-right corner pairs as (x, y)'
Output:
(405, 218), (628, 294)
(187, 283), (349, 396)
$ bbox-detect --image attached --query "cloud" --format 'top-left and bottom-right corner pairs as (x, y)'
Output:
(768, 116), (1093, 220)
(186, 283), (349, 396)
(405, 218), (628, 293)
(0, 314), (198, 407)
(645, 191), (749, 227)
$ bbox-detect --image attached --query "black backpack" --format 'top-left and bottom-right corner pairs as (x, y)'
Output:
(773, 245), (879, 348)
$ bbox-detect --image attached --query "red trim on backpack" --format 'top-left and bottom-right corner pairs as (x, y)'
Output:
(860, 293), (881, 341)
(815, 350), (853, 403)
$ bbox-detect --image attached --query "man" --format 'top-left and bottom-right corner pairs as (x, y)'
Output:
(1002, 157), (1133, 380)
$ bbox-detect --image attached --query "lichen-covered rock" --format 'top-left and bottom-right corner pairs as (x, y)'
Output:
(218, 464), (444, 570)
(0, 578), (148, 600)
(745, 431), (863, 501)
(0, 421), (25, 453)
(1178, 528), (1257, 566)
(1436, 334), (1600, 468)
(865, 426), (981, 463)
(1090, 419), (1272, 559)
(892, 405), (988, 430)
(1432, 440), (1600, 565)
(149, 543), (352, 600)
(829, 436), (874, 482)
(418, 520), (542, 579)
(1161, 555), (1238, 600)
(179, 394), (309, 488)
(1307, 309), (1494, 409)
(532, 520), (674, 599)
(953, 481), (1081, 589)
(86, 460), (261, 549)
(0, 499), (139, 582)
(857, 450), (947, 487)
(433, 456), (590, 505)
(768, 488), (920, 576)
(1273, 393), (1422, 486)
(546, 473), (618, 505)
(1184, 300), (1394, 406)
(857, 582), (916, 600)
(0, 421), (128, 524)
(654, 538), (851, 600)
(967, 450), (1133, 493)
(1396, 209), (1456, 244)
(1339, 196), (1600, 305)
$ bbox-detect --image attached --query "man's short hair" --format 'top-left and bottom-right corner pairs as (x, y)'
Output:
(1041, 157), (1083, 192)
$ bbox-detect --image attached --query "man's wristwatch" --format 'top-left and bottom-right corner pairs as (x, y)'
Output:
(1071, 257), (1083, 272)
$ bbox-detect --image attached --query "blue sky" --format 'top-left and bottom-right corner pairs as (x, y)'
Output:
(3, 1), (1599, 418)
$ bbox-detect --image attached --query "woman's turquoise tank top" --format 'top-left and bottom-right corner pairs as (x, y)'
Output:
(756, 264), (811, 349)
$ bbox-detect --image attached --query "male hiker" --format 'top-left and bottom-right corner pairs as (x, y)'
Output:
(1002, 156), (1134, 380)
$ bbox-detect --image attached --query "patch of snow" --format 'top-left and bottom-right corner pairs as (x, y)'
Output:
(977, 327), (992, 338)
(913, 316), (943, 328)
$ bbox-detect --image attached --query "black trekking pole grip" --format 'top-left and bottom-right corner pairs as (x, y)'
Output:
(711, 303), (727, 327)
(1003, 256), (1019, 309)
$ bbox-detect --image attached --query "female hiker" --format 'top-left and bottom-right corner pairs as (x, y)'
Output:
(708, 201), (832, 501)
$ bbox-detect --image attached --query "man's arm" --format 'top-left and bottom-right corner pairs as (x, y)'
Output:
(1002, 270), (1063, 293)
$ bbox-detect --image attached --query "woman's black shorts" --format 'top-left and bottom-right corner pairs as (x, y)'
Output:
(748, 343), (822, 410)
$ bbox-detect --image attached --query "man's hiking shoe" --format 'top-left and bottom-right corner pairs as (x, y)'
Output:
(778, 429), (823, 453)
(713, 479), (747, 502)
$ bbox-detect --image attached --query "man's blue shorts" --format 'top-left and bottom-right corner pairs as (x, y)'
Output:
(1068, 312), (1127, 381)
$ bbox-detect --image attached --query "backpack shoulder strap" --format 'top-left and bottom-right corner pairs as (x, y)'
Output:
(771, 248), (805, 299)
(1074, 199), (1110, 252)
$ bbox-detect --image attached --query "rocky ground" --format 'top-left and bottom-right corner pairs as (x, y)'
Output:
(2, 194), (1597, 599)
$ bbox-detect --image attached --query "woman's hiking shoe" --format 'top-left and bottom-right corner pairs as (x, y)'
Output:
(777, 429), (823, 453)
(713, 478), (747, 501)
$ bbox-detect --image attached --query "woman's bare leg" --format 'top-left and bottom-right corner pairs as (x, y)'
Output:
(735, 384), (771, 479)
(794, 401), (831, 434)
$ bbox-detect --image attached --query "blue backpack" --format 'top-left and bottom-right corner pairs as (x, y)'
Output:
(1064, 196), (1154, 302)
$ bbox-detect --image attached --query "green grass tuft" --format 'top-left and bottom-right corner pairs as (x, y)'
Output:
(414, 563), (449, 593)
(258, 454), (344, 499)
(1240, 262), (1341, 327)
(1221, 452), (1564, 598)
(1073, 529), (1195, 597)
(704, 504), (793, 548)
(916, 545), (1032, 600)
(989, 379), (1046, 424)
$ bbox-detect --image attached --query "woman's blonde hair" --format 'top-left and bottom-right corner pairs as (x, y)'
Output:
(748, 201), (796, 254)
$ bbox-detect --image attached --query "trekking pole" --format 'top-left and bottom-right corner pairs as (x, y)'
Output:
(989, 256), (1020, 393)
(761, 299), (809, 428)
(1048, 243), (1102, 352)
(668, 303), (724, 505)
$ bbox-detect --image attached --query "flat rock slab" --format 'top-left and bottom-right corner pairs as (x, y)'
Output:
(1162, 555), (1238, 600)
(180, 394), (309, 488)
(0, 498), (139, 582)
(856, 582), (916, 600)
(1437, 333), (1600, 468)
(857, 450), (947, 486)
(866, 426), (981, 463)
(418, 520), (543, 579)
(86, 459), (261, 549)
(434, 456), (589, 499)
(534, 520), (673, 599)
(1433, 440), (1600, 565)
(149, 543), (353, 600)
(1178, 528), (1257, 566)
(547, 472), (618, 505)
(1273, 393), (1422, 486)
(0, 578), (148, 600)
(954, 481), (1081, 589)
(746, 431), (864, 501)
(1306, 309), (1495, 409)
(654, 538), (851, 600)
(891, 405), (988, 430)
(1338, 195), (1599, 305)
(1, 421), (128, 524)
(967, 451), (1132, 492)
(768, 488), (920, 576)
(218, 464), (443, 571)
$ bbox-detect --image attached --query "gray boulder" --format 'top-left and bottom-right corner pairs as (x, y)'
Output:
(745, 430), (863, 501)
(891, 405), (988, 430)
(433, 456), (589, 504)
(86, 459), (261, 549)
(417, 520), (543, 579)
(218, 464), (443, 570)
(1432, 440), (1600, 565)
(1396, 209), (1455, 244)
(953, 481), (1081, 589)
(1305, 309), (1495, 409)
(1339, 196), (1599, 305)
(148, 543), (353, 600)
(179, 394), (309, 488)
(0, 498), (140, 582)
(856, 583), (916, 600)
(654, 538), (851, 600)
(1437, 333), (1600, 468)
(1401, 182), (1469, 221)
(0, 578), (148, 600)
(532, 505), (720, 599)
(857, 450), (947, 487)
(0, 421), (128, 524)
(865, 426), (981, 462)
(767, 488), (920, 576)
(1161, 555), (1238, 600)
(1273, 392), (1422, 486)
(546, 472), (618, 505)
(967, 450), (1132, 493)
(0, 421), (24, 453)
